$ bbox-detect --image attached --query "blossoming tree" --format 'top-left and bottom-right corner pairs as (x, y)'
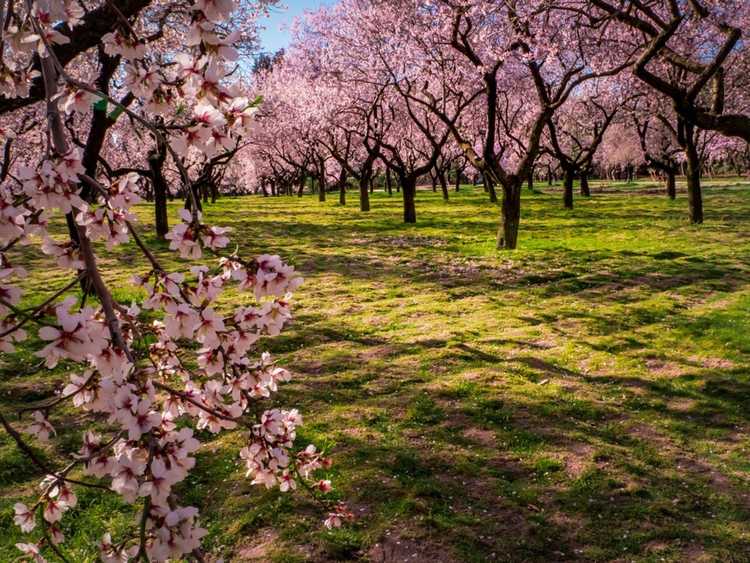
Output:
(0, 0), (349, 560)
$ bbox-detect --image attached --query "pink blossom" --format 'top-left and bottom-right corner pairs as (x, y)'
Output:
(195, 0), (235, 23)
(27, 411), (55, 441)
(193, 307), (225, 346)
(164, 303), (199, 340)
(13, 503), (35, 532)
(110, 451), (146, 502)
(43, 497), (63, 523)
(62, 89), (95, 114)
(15, 542), (47, 563)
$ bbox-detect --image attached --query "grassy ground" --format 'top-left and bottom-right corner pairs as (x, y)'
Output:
(2, 178), (750, 562)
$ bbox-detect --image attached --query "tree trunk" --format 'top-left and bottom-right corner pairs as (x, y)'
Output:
(563, 169), (574, 209)
(148, 139), (169, 240)
(385, 168), (393, 196)
(497, 179), (522, 250)
(666, 169), (676, 200)
(580, 171), (590, 197)
(527, 169), (534, 191)
(261, 182), (268, 197)
(318, 173), (326, 202)
(359, 171), (371, 212)
(439, 170), (449, 201)
(684, 129), (703, 223)
(430, 172), (437, 192)
(402, 175), (417, 223)
(187, 184), (203, 212)
(369, 176), (374, 194)
(455, 167), (462, 192)
(339, 176), (346, 206)
(486, 178), (498, 203)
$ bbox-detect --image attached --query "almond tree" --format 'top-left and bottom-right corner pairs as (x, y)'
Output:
(0, 1), (349, 560)
(581, 0), (750, 142)
(543, 82), (625, 207)
(416, 0), (635, 248)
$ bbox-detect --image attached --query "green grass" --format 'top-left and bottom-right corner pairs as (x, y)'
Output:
(2, 179), (750, 561)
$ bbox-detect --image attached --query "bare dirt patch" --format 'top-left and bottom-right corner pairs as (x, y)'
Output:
(693, 356), (736, 370)
(368, 532), (460, 563)
(233, 529), (279, 561)
(359, 344), (398, 361)
(562, 442), (595, 478)
(667, 398), (697, 412)
(462, 426), (497, 448)
(645, 358), (684, 377)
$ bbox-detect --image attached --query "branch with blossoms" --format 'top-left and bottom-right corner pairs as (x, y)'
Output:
(0, 0), (348, 561)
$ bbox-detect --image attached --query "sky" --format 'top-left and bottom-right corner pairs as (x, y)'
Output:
(257, 0), (338, 53)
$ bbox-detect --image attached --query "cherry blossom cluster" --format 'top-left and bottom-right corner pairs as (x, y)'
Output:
(1, 0), (345, 560)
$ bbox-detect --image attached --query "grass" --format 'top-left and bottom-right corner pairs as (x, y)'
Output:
(2, 178), (750, 561)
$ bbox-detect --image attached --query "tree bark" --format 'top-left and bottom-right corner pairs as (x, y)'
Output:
(486, 178), (498, 203)
(186, 184), (203, 212)
(497, 179), (522, 250)
(527, 169), (534, 191)
(385, 168), (392, 196)
(580, 171), (590, 197)
(318, 173), (326, 202)
(677, 119), (703, 223)
(359, 170), (371, 212)
(338, 170), (347, 206)
(563, 168), (575, 209)
(666, 170), (676, 199)
(455, 167), (462, 192)
(402, 175), (417, 223)
(439, 170), (449, 201)
(684, 128), (703, 223)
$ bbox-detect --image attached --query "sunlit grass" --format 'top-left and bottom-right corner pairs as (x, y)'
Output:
(2, 180), (750, 561)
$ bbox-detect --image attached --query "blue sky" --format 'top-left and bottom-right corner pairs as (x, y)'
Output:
(258, 0), (338, 53)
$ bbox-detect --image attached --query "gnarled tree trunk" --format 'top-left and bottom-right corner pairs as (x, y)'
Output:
(580, 171), (590, 197)
(359, 169), (371, 212)
(148, 138), (169, 240)
(497, 179), (522, 250)
(439, 170), (449, 201)
(679, 119), (703, 223)
(666, 170), (676, 200)
(338, 169), (347, 206)
(563, 168), (575, 209)
(402, 175), (417, 223)
(486, 178), (498, 203)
